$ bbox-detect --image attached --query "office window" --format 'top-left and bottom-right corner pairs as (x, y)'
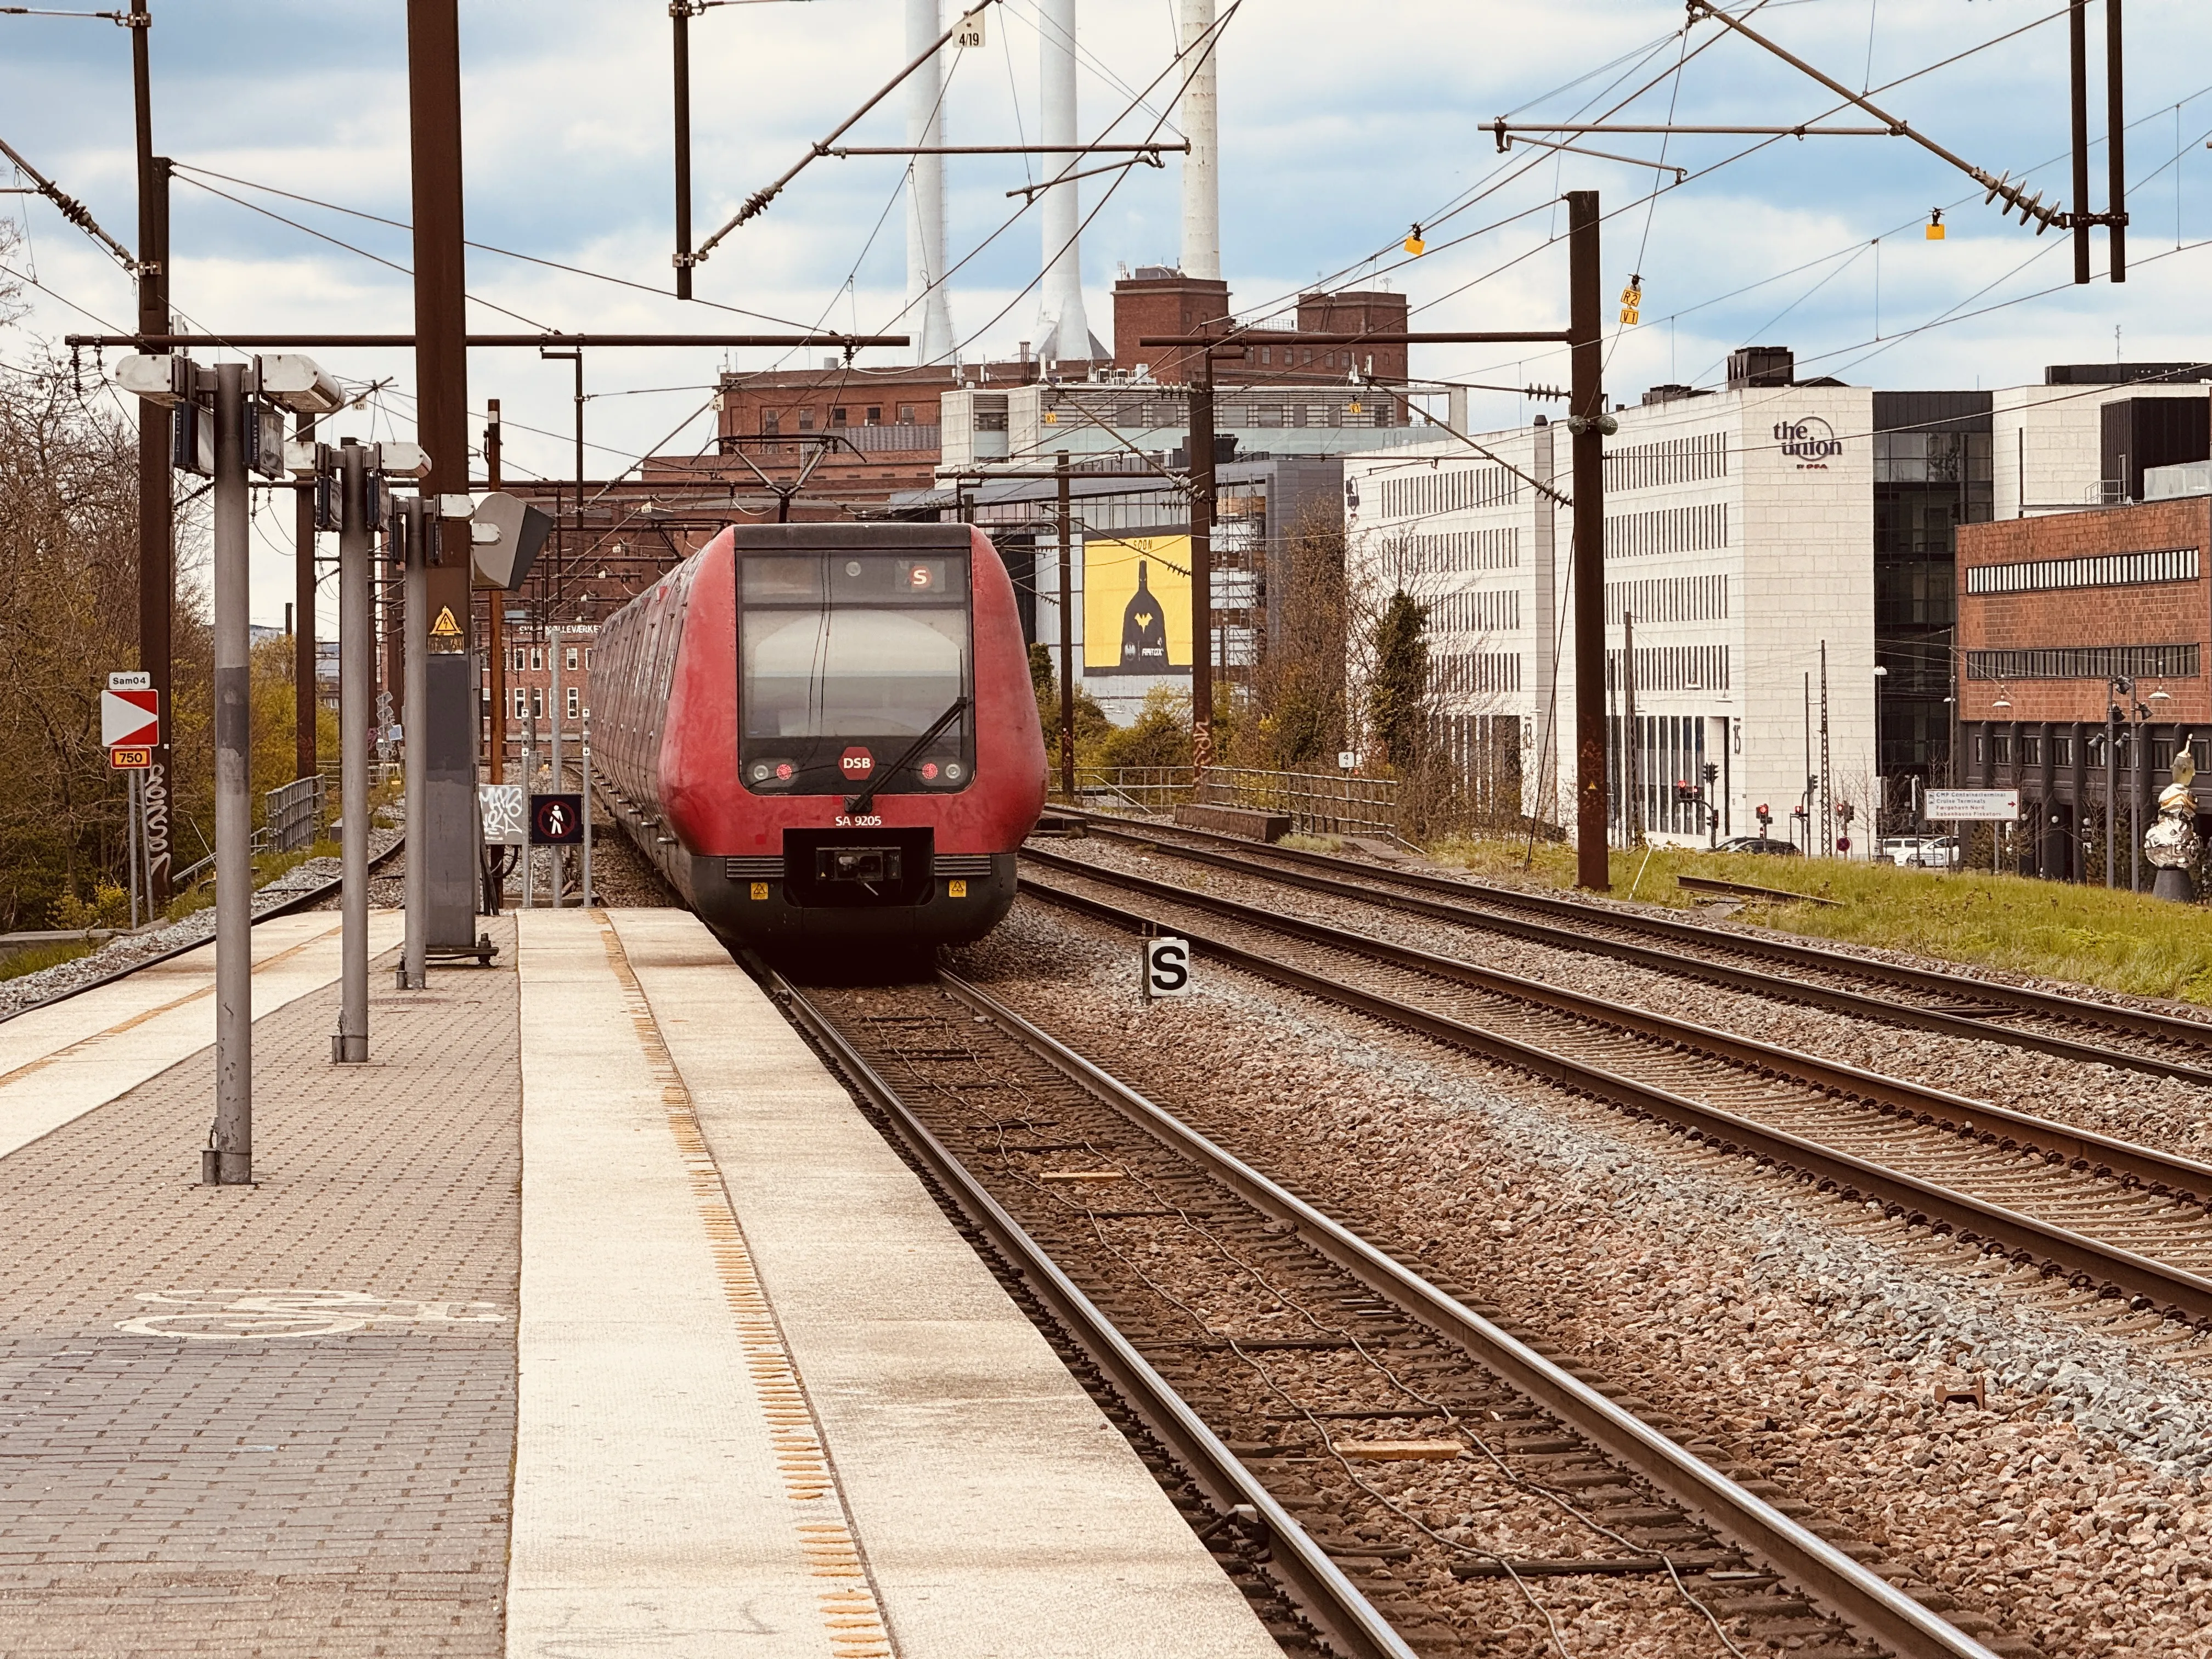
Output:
(798, 408), (816, 431)
(2052, 734), (2072, 766)
(761, 411), (780, 435)
(865, 405), (882, 425)
(2022, 734), (2042, 766)
(565, 646), (578, 672)
(512, 689), (527, 720)
(897, 403), (915, 423)
(531, 688), (544, 719)
(584, 648), (592, 669)
(831, 407), (848, 427)
(566, 687), (580, 720)
(1260, 346), (1272, 365)
(531, 646), (543, 672)
(1994, 733), (2013, 765)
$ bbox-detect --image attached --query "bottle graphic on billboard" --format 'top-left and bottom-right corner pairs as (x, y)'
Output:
(1120, 562), (1168, 670)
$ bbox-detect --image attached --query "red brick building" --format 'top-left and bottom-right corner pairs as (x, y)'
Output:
(706, 271), (1412, 505)
(1956, 496), (2210, 881)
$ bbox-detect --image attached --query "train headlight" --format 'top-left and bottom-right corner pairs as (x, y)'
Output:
(941, 760), (964, 783)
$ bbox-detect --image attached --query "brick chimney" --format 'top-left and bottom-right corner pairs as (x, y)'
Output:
(1111, 268), (1232, 381)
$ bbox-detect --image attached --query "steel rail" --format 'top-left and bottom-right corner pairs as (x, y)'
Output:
(932, 968), (2002, 1659)
(1018, 870), (2212, 1327)
(1037, 826), (2212, 1087)
(1059, 809), (2212, 1063)
(755, 963), (1419, 1659)
(1022, 848), (2212, 1201)
(0, 838), (404, 1027)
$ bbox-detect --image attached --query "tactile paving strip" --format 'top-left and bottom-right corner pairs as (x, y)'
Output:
(593, 914), (895, 1659)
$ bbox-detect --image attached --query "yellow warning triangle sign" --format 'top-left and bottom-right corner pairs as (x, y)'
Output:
(429, 606), (462, 640)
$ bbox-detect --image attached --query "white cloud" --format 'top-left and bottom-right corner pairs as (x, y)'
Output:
(5, 0), (2211, 629)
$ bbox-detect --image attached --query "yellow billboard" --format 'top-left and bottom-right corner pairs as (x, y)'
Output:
(1084, 534), (1192, 675)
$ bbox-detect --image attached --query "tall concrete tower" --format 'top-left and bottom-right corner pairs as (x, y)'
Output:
(1032, 0), (1101, 363)
(1178, 0), (1220, 281)
(905, 0), (956, 363)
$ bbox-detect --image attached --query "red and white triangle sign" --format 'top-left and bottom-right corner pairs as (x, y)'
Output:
(101, 687), (160, 749)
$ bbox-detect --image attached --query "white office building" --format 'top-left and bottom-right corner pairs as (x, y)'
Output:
(1344, 362), (1877, 849)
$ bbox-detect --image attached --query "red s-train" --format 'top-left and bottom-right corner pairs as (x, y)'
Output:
(592, 523), (1046, 953)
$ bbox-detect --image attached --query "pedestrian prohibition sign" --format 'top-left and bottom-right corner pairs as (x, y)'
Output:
(529, 793), (584, 845)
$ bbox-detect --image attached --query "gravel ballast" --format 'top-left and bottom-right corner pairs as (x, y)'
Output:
(955, 898), (2212, 1657)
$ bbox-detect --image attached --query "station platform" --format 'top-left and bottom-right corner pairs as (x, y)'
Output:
(0, 907), (1278, 1658)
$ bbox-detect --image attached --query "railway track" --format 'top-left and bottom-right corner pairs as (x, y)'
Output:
(0, 838), (404, 1025)
(1018, 851), (2212, 1330)
(770, 961), (2011, 1659)
(1052, 812), (2212, 1088)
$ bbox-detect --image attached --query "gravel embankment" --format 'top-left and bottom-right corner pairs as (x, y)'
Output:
(1046, 836), (2212, 1165)
(955, 899), (2212, 1657)
(0, 828), (400, 1022)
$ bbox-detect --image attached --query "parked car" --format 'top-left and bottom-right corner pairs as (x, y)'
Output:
(1714, 836), (1801, 855)
(1887, 835), (1960, 869)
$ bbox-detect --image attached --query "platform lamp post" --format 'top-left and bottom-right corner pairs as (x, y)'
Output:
(114, 353), (345, 1186)
(284, 436), (432, 1062)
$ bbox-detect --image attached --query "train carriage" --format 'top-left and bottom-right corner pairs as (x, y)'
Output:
(594, 523), (1046, 957)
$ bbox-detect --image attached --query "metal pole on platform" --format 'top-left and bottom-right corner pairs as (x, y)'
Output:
(521, 739), (535, 910)
(549, 624), (564, 907)
(210, 361), (252, 1184)
(336, 443), (372, 1060)
(402, 503), (428, 988)
(126, 769), (142, 930)
(294, 412), (318, 787)
(581, 720), (594, 907)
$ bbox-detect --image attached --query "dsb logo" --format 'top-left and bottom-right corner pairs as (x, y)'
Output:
(839, 747), (874, 776)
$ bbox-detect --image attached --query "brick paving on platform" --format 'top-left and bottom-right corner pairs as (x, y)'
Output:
(0, 917), (520, 1657)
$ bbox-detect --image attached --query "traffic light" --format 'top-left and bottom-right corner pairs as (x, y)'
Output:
(1701, 761), (1718, 786)
(1674, 778), (1697, 803)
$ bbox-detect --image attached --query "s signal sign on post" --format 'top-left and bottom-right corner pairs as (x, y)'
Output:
(1141, 936), (1192, 1001)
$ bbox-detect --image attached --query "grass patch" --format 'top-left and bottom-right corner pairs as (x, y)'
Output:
(0, 940), (95, 982)
(1425, 835), (2212, 1006)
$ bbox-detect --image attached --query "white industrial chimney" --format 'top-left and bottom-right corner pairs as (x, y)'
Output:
(1178, 0), (1220, 281)
(906, 0), (956, 364)
(1033, 0), (1100, 363)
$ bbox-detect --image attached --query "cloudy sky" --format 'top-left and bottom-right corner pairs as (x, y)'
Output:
(4, 0), (2209, 626)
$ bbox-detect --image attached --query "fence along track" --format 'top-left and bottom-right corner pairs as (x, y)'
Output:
(1056, 810), (2212, 1087)
(1016, 857), (2212, 1328)
(815, 964), (2000, 1659)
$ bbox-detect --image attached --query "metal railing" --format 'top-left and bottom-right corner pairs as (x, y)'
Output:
(263, 774), (325, 854)
(1069, 765), (1197, 815)
(1196, 766), (1406, 843)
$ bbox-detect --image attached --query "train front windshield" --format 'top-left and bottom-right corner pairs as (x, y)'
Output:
(739, 551), (974, 795)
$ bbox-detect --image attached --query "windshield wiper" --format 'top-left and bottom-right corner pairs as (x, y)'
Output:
(844, 696), (970, 816)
